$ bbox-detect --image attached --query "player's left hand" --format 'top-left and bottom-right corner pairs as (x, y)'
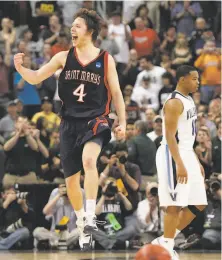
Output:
(200, 164), (205, 179)
(114, 125), (126, 140)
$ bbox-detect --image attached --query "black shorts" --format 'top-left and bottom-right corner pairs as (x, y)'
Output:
(60, 116), (113, 178)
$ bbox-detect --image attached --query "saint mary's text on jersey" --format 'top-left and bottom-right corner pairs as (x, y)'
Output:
(65, 70), (101, 85)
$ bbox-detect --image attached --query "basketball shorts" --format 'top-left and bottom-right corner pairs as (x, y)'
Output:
(156, 144), (208, 207)
(60, 115), (113, 178)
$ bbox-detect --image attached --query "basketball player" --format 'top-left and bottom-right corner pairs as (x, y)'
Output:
(152, 66), (207, 259)
(14, 9), (126, 250)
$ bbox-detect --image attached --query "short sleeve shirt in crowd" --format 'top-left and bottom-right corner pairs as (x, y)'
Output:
(5, 136), (37, 176)
(109, 162), (141, 212)
(97, 198), (125, 235)
(32, 111), (61, 131)
(108, 23), (131, 64)
(134, 66), (166, 94)
(14, 72), (41, 105)
(131, 28), (160, 57)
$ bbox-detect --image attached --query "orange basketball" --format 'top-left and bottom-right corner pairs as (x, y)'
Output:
(135, 244), (171, 260)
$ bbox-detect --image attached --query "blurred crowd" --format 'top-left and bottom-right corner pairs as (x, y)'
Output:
(0, 0), (221, 252)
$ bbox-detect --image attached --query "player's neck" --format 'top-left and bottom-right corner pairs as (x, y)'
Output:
(175, 85), (189, 97)
(76, 42), (97, 54)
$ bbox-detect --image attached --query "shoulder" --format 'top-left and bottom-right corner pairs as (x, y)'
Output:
(164, 97), (184, 115)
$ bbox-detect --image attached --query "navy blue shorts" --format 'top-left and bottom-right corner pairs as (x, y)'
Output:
(60, 116), (113, 178)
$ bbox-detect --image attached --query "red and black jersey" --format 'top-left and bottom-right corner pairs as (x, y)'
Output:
(58, 47), (111, 119)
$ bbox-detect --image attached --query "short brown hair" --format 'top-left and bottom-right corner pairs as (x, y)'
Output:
(74, 8), (101, 41)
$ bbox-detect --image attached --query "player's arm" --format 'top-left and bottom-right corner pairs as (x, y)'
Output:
(107, 54), (126, 135)
(14, 51), (67, 85)
(164, 99), (188, 184)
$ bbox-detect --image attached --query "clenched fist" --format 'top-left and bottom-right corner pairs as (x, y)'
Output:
(14, 53), (25, 71)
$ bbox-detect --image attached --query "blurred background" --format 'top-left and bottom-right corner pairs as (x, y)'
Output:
(0, 0), (221, 252)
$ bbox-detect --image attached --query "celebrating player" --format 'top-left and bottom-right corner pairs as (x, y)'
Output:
(14, 9), (126, 250)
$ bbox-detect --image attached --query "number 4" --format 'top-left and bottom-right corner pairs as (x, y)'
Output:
(73, 84), (86, 102)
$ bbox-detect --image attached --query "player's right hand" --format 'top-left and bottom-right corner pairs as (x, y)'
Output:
(176, 162), (188, 184)
(14, 53), (25, 71)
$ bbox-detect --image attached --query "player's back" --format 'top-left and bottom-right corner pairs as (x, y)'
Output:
(58, 47), (111, 119)
(161, 91), (197, 150)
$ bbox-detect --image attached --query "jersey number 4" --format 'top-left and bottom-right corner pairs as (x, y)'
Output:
(73, 84), (86, 102)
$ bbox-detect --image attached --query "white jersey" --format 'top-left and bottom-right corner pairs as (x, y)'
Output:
(162, 91), (197, 150)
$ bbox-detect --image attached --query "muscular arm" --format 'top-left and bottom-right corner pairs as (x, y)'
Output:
(164, 99), (184, 166)
(14, 51), (67, 85)
(107, 55), (126, 127)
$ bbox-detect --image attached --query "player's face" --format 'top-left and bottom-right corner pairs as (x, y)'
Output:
(71, 17), (92, 47)
(184, 71), (199, 93)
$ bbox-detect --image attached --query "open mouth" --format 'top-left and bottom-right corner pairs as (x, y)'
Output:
(72, 36), (78, 40)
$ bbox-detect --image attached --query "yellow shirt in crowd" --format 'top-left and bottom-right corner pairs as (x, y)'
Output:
(32, 111), (61, 131)
(194, 53), (221, 86)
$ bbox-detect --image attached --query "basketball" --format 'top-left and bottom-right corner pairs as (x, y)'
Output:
(135, 244), (171, 260)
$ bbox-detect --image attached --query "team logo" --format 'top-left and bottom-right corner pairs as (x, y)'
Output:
(96, 62), (101, 68)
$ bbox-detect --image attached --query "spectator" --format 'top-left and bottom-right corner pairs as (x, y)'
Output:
(129, 4), (154, 30)
(131, 76), (159, 120)
(194, 28), (217, 56)
(16, 40), (29, 56)
(123, 85), (140, 124)
(0, 186), (33, 250)
(160, 52), (176, 78)
(131, 17), (160, 57)
(0, 101), (18, 140)
(15, 99), (24, 117)
(42, 14), (69, 46)
(30, 125), (49, 182)
(125, 122), (135, 142)
(194, 41), (221, 104)
(160, 26), (177, 55)
(171, 0), (203, 37)
(20, 28), (43, 60)
(57, 1), (82, 27)
(35, 1), (59, 27)
(99, 142), (141, 213)
(14, 55), (41, 119)
(3, 116), (38, 186)
(145, 108), (156, 133)
(171, 33), (192, 69)
(147, 116), (163, 142)
(197, 112), (217, 139)
(122, 49), (140, 87)
(158, 72), (174, 111)
(34, 43), (52, 68)
(208, 98), (221, 122)
(189, 17), (207, 55)
(108, 10), (131, 72)
(134, 55), (166, 95)
(0, 18), (16, 52)
(137, 182), (162, 244)
(51, 31), (70, 56)
(128, 120), (157, 188)
(0, 50), (11, 99)
(201, 179), (221, 249)
(195, 128), (212, 179)
(212, 122), (221, 174)
(33, 184), (81, 249)
(96, 23), (119, 57)
(32, 97), (60, 133)
(92, 178), (134, 249)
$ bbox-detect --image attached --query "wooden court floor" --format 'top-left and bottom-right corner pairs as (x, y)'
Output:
(0, 251), (221, 260)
